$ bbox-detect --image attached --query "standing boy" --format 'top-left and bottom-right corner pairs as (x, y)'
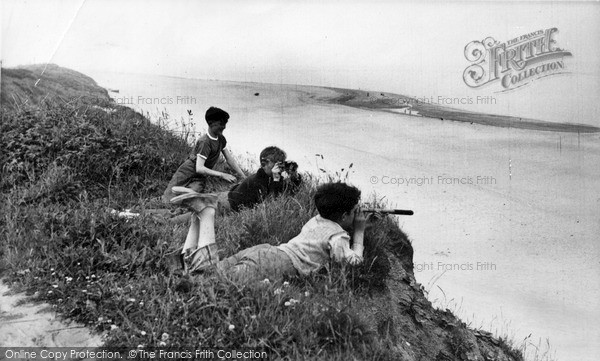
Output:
(162, 107), (246, 204)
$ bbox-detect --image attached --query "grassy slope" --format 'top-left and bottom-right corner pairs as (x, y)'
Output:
(0, 65), (525, 360)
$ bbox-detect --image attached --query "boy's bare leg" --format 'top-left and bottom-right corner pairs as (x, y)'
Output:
(197, 207), (216, 248)
(182, 214), (201, 252)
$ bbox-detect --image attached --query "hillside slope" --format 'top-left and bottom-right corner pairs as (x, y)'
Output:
(1, 64), (110, 110)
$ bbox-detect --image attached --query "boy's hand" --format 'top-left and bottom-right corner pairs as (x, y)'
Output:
(220, 173), (237, 183)
(272, 163), (282, 181)
(353, 208), (367, 232)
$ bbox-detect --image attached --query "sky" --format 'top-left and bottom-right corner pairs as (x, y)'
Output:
(2, 0), (600, 125)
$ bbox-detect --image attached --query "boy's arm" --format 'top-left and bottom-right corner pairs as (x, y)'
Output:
(329, 232), (363, 266)
(222, 148), (246, 179)
(351, 208), (366, 258)
(268, 163), (285, 196)
(196, 155), (236, 182)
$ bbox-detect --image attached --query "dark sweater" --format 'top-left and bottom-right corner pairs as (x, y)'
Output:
(227, 168), (301, 211)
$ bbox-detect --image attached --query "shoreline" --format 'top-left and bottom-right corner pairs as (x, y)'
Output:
(324, 86), (600, 133)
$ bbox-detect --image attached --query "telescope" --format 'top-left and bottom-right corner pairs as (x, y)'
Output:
(362, 208), (414, 216)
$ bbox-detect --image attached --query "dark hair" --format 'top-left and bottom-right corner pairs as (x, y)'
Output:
(205, 107), (229, 125)
(259, 146), (287, 165)
(314, 182), (361, 221)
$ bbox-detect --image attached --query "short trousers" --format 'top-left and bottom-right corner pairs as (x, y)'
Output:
(215, 244), (297, 282)
(186, 243), (297, 282)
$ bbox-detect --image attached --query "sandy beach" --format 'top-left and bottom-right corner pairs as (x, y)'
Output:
(92, 71), (600, 361)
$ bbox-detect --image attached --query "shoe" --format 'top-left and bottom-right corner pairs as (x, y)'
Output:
(185, 194), (218, 213)
(165, 248), (185, 274)
(170, 190), (218, 213)
(174, 275), (193, 293)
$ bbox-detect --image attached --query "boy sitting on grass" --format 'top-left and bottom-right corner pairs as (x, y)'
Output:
(162, 106), (246, 204)
(170, 182), (366, 283)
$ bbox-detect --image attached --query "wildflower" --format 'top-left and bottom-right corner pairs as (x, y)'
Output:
(250, 315), (257, 320)
(52, 285), (58, 288)
(127, 298), (136, 302)
(228, 324), (235, 331)
(273, 288), (283, 295)
(283, 281), (290, 287)
(48, 291), (53, 294)
(137, 344), (144, 349)
(159, 341), (167, 347)
(65, 277), (73, 282)
(284, 298), (299, 307)
(140, 331), (147, 336)
(161, 333), (169, 341)
(50, 268), (54, 271)
(261, 278), (270, 284)
(110, 324), (118, 330)
(98, 317), (104, 322)
(139, 302), (144, 306)
(304, 291), (310, 297)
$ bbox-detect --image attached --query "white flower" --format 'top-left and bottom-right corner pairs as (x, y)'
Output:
(273, 288), (283, 295)
(65, 277), (73, 282)
(261, 278), (270, 284)
(48, 290), (53, 294)
(127, 298), (136, 302)
(140, 331), (147, 336)
(161, 332), (169, 341)
(159, 341), (167, 347)
(282, 281), (290, 287)
(52, 284), (58, 288)
(250, 315), (257, 320)
(228, 324), (235, 331)
(110, 324), (118, 330)
(285, 298), (299, 307)
(304, 291), (310, 297)
(137, 344), (144, 349)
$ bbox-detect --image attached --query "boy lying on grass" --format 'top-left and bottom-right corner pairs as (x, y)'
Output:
(169, 182), (367, 283)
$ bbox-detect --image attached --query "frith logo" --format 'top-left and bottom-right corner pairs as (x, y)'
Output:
(463, 28), (572, 91)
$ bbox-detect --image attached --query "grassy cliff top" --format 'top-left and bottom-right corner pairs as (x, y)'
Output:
(1, 64), (110, 110)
